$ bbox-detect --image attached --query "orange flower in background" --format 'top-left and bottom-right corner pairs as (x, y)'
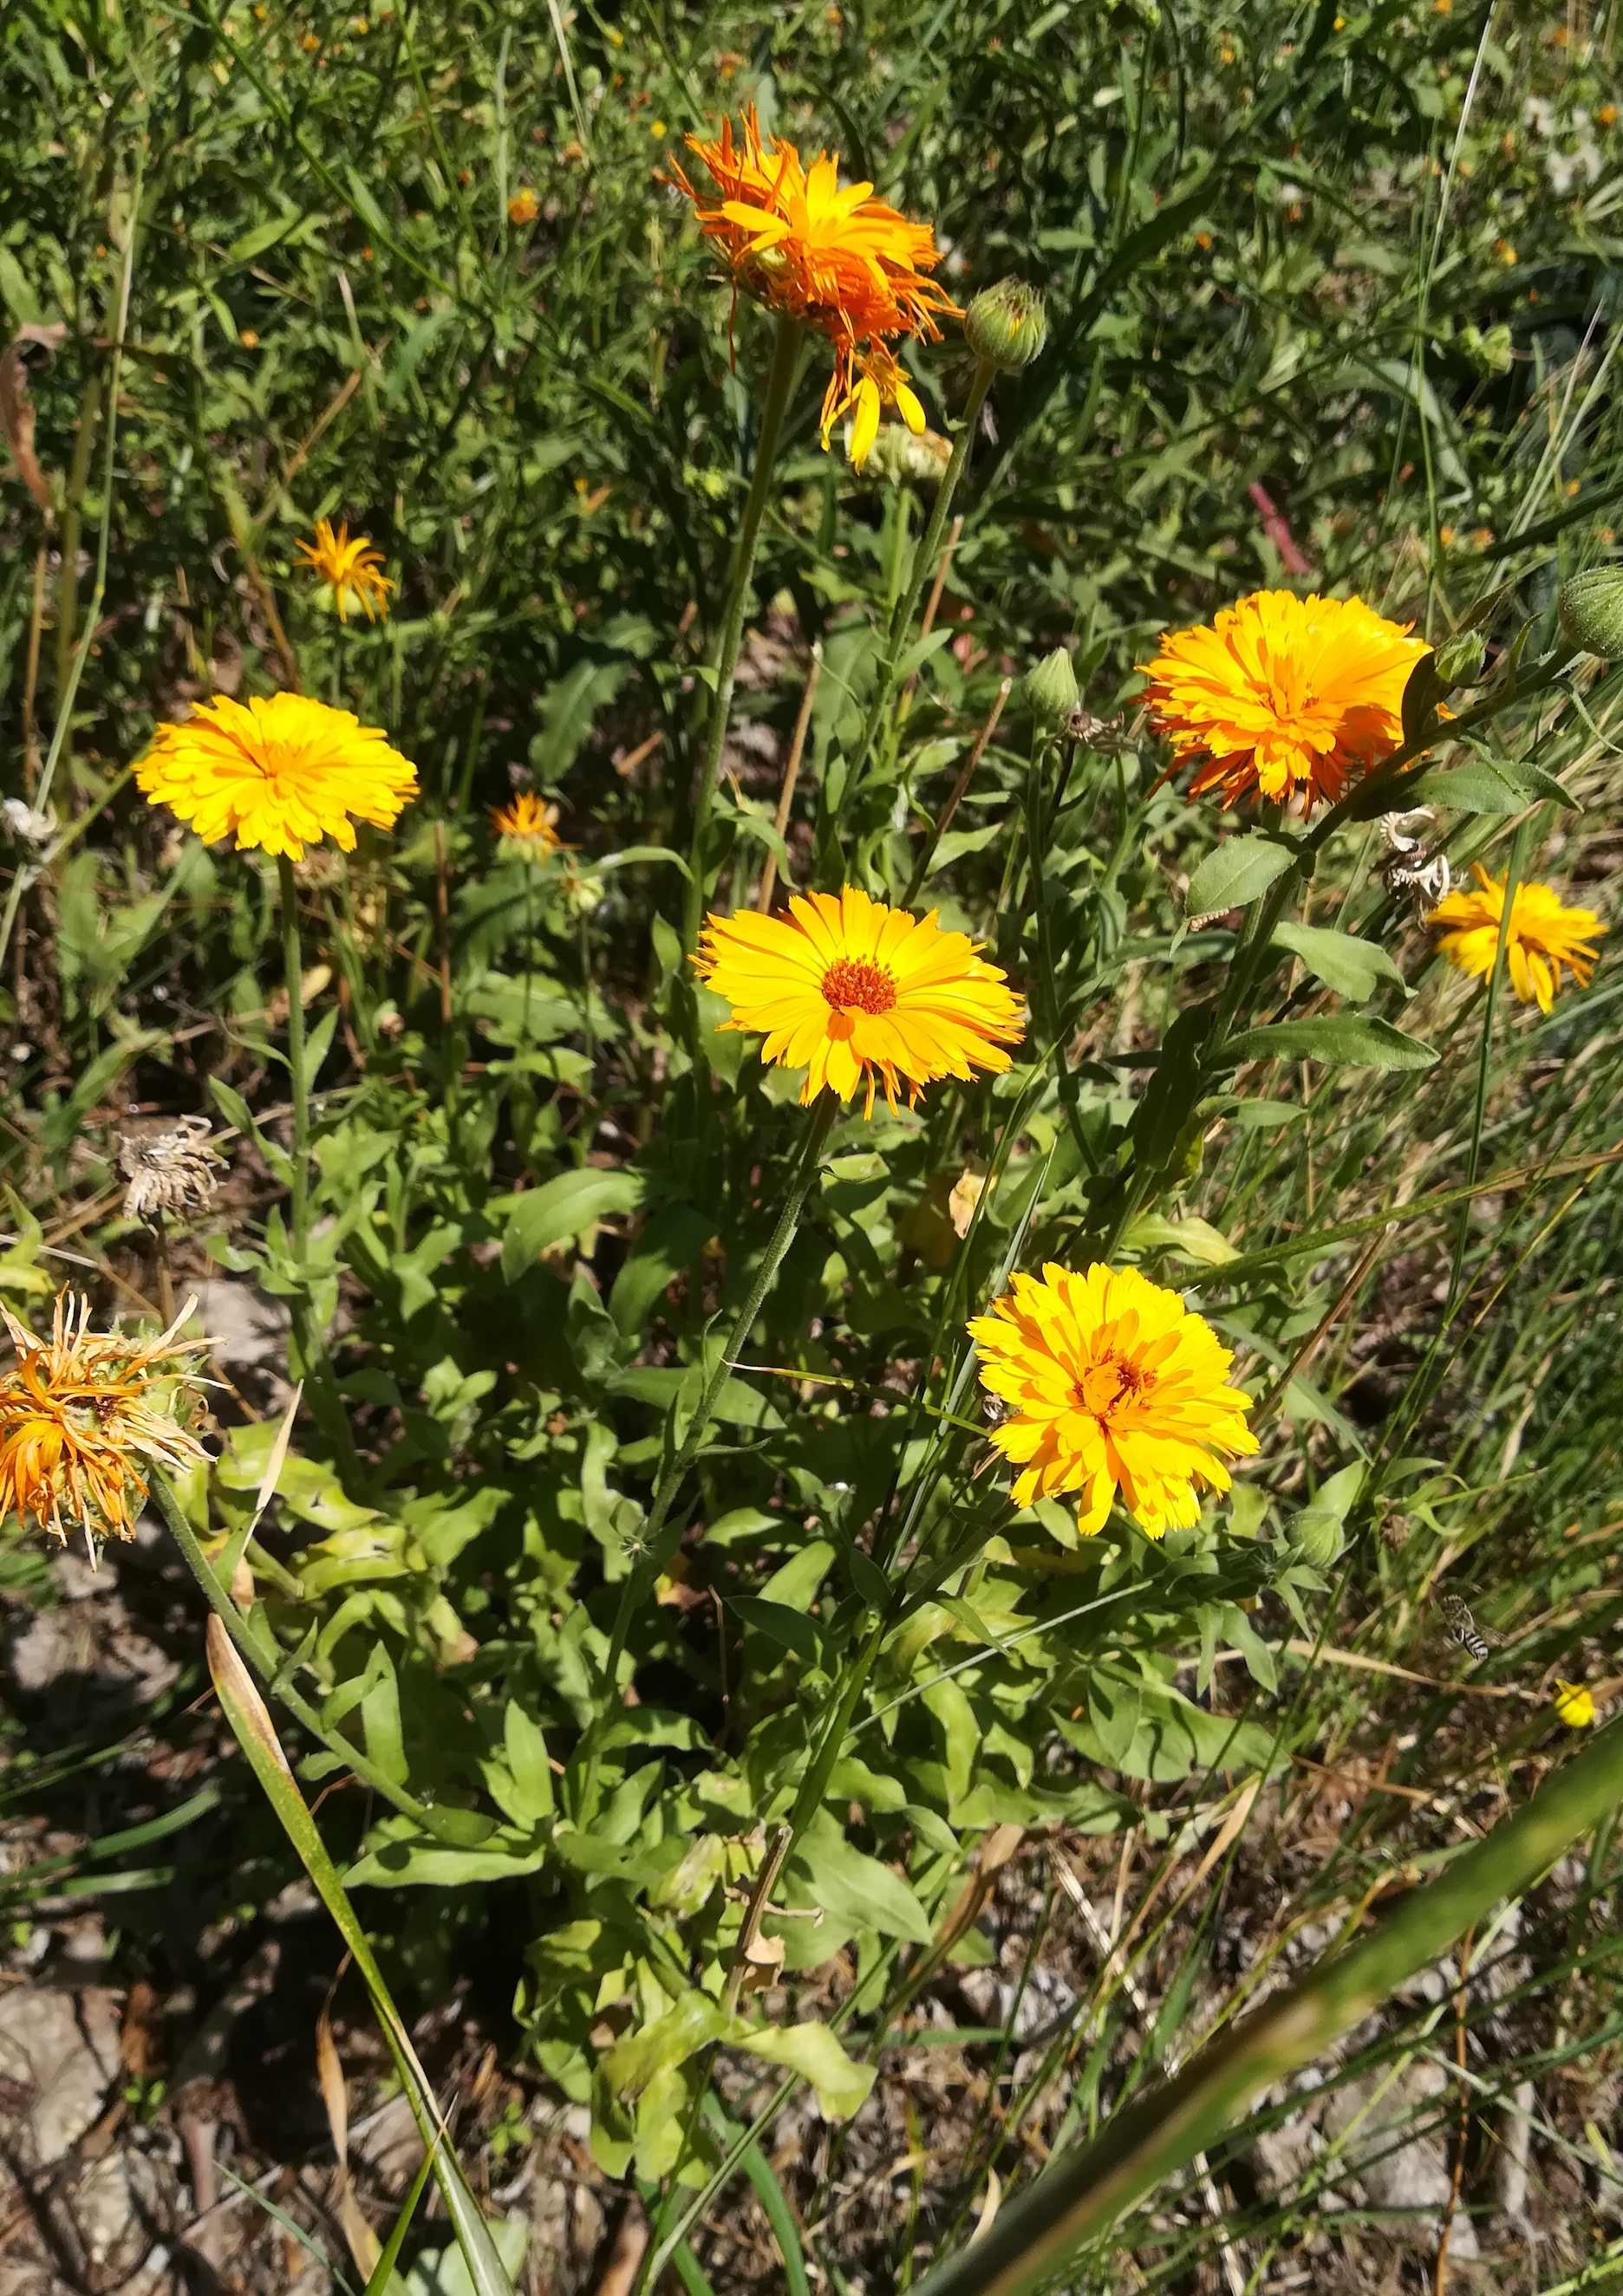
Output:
(1141, 589), (1431, 814)
(694, 888), (1023, 1117)
(0, 1294), (210, 1553)
(490, 790), (564, 856)
(968, 1263), (1257, 1539)
(672, 106), (956, 459)
(1428, 865), (1604, 1012)
(507, 186), (539, 225)
(294, 519), (394, 624)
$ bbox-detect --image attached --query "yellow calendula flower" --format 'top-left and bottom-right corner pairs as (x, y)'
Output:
(968, 1263), (1258, 1539)
(1554, 1678), (1597, 1728)
(136, 693), (419, 861)
(294, 518), (394, 624)
(0, 1294), (210, 1553)
(832, 343), (927, 473)
(672, 106), (955, 462)
(489, 790), (564, 856)
(1140, 589), (1431, 814)
(1429, 864), (1604, 1012)
(693, 888), (1024, 1118)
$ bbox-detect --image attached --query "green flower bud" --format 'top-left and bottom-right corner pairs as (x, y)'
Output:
(1024, 646), (1079, 729)
(1431, 628), (1486, 690)
(1558, 564), (1623, 660)
(1288, 1507), (1345, 1569)
(962, 278), (1048, 372)
(857, 422), (954, 490)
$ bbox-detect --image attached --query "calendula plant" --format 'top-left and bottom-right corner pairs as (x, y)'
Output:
(4, 3), (1623, 2291)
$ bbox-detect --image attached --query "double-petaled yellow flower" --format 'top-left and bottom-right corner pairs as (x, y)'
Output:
(136, 693), (419, 861)
(694, 888), (1023, 1118)
(294, 519), (394, 624)
(0, 1294), (210, 1552)
(1429, 865), (1604, 1012)
(673, 107), (955, 468)
(1141, 589), (1430, 814)
(968, 1263), (1257, 1538)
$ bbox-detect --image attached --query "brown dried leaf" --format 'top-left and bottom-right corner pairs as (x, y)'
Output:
(0, 322), (66, 512)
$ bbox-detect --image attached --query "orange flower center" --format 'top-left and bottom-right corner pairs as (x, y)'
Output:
(1074, 1354), (1150, 1420)
(821, 957), (897, 1015)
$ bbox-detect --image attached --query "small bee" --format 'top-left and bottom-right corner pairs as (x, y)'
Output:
(1441, 1592), (1502, 1666)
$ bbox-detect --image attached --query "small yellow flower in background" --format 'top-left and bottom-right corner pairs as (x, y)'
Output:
(507, 186), (539, 225)
(239, 328), (260, 349)
(1554, 1678), (1597, 1728)
(0, 1295), (210, 1552)
(672, 107), (956, 462)
(136, 693), (419, 861)
(294, 517), (394, 624)
(1140, 589), (1431, 814)
(1429, 864), (1604, 1013)
(968, 1263), (1258, 1539)
(490, 790), (564, 856)
(693, 888), (1024, 1118)
(1495, 237), (1518, 265)
(1600, 102), (1619, 128)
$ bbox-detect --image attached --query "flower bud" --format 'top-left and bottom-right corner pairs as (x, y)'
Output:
(962, 278), (1048, 372)
(1024, 647), (1079, 729)
(1431, 628), (1486, 690)
(1558, 564), (1623, 660)
(1287, 1507), (1345, 1569)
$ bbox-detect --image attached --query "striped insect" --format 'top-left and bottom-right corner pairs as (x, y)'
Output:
(1440, 1592), (1502, 1665)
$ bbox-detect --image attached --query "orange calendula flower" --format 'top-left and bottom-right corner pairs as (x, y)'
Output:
(672, 106), (956, 460)
(968, 1263), (1258, 1539)
(0, 1294), (210, 1554)
(507, 186), (539, 225)
(294, 518), (394, 624)
(136, 693), (419, 861)
(490, 790), (564, 856)
(1429, 865), (1604, 1012)
(1140, 589), (1431, 814)
(693, 888), (1024, 1118)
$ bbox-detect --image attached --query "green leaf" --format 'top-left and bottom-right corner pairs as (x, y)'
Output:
(730, 2018), (876, 2122)
(500, 1166), (651, 1278)
(1183, 835), (1295, 920)
(609, 1205), (715, 1337)
(1223, 1016), (1438, 1070)
(1124, 1213), (1239, 1266)
(786, 1824), (933, 1944)
(1411, 756), (1579, 815)
(228, 211), (303, 263)
(1270, 920), (1407, 1001)
(730, 1597), (819, 1662)
(502, 1702), (555, 1824)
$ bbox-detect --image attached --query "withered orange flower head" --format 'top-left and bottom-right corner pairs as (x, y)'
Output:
(0, 1294), (211, 1556)
(673, 106), (958, 457)
(489, 790), (565, 858)
(1140, 589), (1431, 815)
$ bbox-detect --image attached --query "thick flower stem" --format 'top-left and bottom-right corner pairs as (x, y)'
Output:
(682, 312), (801, 950)
(821, 356), (996, 873)
(276, 852), (312, 1262)
(574, 1091), (839, 1822)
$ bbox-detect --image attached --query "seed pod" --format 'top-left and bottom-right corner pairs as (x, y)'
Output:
(962, 278), (1048, 372)
(1558, 565), (1623, 660)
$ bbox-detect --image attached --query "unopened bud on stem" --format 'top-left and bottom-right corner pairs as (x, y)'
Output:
(962, 278), (1048, 372)
(1024, 647), (1079, 729)
(1558, 565), (1623, 660)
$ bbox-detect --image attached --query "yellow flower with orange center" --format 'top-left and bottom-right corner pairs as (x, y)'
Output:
(490, 790), (564, 856)
(1140, 589), (1431, 814)
(294, 518), (394, 624)
(136, 693), (419, 860)
(0, 1294), (210, 1552)
(968, 1263), (1258, 1538)
(672, 106), (956, 461)
(693, 888), (1024, 1117)
(1429, 864), (1604, 1012)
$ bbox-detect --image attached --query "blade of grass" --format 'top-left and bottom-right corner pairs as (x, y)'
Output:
(205, 1616), (518, 2296)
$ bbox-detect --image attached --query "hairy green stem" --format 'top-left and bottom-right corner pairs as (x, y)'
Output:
(575, 1091), (839, 1820)
(683, 312), (800, 947)
(914, 1711), (1623, 2296)
(276, 852), (312, 1260)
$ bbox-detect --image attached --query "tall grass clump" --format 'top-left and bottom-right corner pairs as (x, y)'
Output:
(3, 2), (1623, 2289)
